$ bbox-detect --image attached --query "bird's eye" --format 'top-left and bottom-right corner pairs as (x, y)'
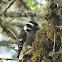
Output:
(26, 24), (32, 28)
(26, 29), (32, 32)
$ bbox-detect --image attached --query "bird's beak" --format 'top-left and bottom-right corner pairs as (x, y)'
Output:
(35, 26), (40, 30)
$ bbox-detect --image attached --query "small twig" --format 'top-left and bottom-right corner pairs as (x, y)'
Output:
(0, 58), (18, 60)
(1, 0), (15, 16)
(0, 58), (22, 61)
(19, 0), (31, 10)
(53, 30), (56, 52)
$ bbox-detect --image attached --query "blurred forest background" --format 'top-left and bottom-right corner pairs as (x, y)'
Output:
(0, 0), (62, 62)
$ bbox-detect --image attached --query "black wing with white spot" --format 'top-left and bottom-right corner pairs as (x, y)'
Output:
(17, 29), (27, 58)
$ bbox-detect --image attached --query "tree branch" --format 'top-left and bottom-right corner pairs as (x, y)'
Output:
(0, 41), (18, 51)
(0, 41), (18, 45)
(1, 0), (15, 16)
(4, 11), (36, 17)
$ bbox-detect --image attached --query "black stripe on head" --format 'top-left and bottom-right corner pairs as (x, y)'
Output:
(26, 24), (32, 28)
(26, 29), (32, 32)
(29, 21), (38, 27)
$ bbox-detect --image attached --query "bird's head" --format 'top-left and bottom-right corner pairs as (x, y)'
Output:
(24, 21), (39, 32)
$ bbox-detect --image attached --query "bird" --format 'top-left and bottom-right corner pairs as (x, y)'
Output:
(17, 21), (39, 59)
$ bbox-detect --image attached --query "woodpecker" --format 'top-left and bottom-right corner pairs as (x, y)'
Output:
(17, 21), (39, 59)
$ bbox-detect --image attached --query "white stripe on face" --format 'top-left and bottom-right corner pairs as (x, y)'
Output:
(24, 25), (32, 31)
(28, 23), (34, 27)
(19, 39), (23, 41)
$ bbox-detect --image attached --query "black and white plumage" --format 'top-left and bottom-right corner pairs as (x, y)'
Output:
(17, 21), (39, 59)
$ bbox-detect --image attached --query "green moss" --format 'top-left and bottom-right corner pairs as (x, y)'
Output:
(42, 56), (53, 62)
(20, 28), (61, 62)
(31, 28), (61, 62)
